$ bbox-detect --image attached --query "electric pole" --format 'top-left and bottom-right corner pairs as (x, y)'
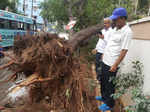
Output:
(31, 0), (33, 17)
(23, 0), (26, 15)
(134, 0), (138, 15)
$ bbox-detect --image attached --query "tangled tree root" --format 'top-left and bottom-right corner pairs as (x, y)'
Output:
(0, 33), (98, 112)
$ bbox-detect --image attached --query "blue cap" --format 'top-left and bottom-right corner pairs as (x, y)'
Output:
(109, 7), (127, 20)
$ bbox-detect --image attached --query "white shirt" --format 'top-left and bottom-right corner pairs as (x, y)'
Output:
(103, 24), (132, 66)
(95, 27), (112, 53)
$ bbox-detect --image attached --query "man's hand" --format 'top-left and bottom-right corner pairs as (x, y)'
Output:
(92, 49), (97, 55)
(98, 34), (104, 39)
(109, 64), (118, 72)
(109, 50), (128, 72)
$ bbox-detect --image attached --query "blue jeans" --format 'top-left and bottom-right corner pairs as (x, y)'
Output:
(95, 52), (103, 82)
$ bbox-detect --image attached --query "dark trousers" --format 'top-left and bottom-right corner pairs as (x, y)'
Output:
(101, 62), (118, 108)
(95, 52), (103, 82)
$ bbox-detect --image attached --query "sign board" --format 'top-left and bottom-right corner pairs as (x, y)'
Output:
(65, 20), (76, 30)
(0, 10), (33, 24)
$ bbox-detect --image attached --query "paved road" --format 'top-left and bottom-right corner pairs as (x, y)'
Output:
(0, 56), (14, 105)
(0, 50), (28, 107)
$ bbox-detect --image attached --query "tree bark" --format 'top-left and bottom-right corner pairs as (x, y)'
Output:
(68, 23), (103, 50)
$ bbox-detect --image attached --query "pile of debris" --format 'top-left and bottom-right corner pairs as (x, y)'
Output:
(0, 33), (98, 112)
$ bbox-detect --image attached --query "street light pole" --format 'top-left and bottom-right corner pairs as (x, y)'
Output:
(31, 0), (33, 17)
(23, 0), (26, 15)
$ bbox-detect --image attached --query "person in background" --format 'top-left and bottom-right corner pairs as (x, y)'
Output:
(0, 34), (3, 58)
(97, 7), (133, 111)
(92, 18), (112, 82)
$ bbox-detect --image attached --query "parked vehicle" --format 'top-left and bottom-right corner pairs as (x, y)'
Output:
(0, 9), (36, 47)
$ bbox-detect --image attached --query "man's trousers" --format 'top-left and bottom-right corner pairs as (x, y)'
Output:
(101, 62), (118, 108)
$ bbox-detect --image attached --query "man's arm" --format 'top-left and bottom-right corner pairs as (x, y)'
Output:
(109, 29), (132, 72)
(109, 49), (128, 72)
(91, 49), (97, 54)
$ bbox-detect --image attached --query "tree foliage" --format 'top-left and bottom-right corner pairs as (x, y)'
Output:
(113, 61), (150, 112)
(40, 0), (135, 30)
(133, 0), (150, 16)
(40, 0), (150, 31)
(0, 0), (18, 13)
(138, 0), (150, 15)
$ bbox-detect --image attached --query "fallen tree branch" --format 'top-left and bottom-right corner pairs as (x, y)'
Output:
(0, 51), (17, 62)
(11, 73), (39, 94)
(0, 72), (17, 84)
(19, 77), (53, 87)
(0, 60), (14, 70)
(69, 23), (103, 50)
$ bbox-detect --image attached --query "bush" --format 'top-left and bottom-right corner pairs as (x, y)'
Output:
(112, 61), (150, 112)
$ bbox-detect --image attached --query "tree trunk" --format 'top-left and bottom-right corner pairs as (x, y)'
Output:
(118, 0), (121, 7)
(134, 0), (139, 15)
(148, 5), (150, 16)
(69, 23), (103, 50)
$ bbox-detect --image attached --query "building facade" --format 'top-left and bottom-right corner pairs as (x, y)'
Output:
(121, 16), (150, 95)
(18, 0), (44, 25)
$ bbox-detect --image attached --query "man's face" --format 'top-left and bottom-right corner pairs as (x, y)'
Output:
(114, 17), (124, 29)
(104, 20), (111, 29)
(111, 20), (116, 28)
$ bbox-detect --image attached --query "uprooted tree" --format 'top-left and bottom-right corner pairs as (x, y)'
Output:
(0, 1), (144, 111)
(0, 24), (103, 112)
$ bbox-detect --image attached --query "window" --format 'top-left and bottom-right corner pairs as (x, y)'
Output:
(10, 21), (18, 29)
(0, 18), (10, 29)
(0, 18), (5, 28)
(27, 24), (30, 30)
(25, 4), (28, 10)
(0, 19), (20, 29)
(24, 23), (30, 30)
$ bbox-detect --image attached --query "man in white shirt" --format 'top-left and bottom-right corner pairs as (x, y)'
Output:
(98, 8), (133, 111)
(92, 18), (112, 81)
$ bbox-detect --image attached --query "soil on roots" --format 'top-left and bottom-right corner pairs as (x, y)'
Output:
(4, 33), (98, 112)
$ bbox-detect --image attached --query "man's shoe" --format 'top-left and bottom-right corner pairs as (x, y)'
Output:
(95, 96), (103, 101)
(98, 103), (111, 111)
